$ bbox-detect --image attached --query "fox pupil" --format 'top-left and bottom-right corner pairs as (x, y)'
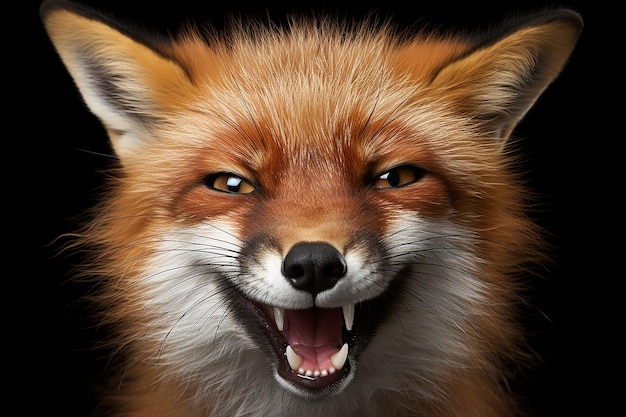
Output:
(382, 170), (401, 187)
(204, 173), (255, 194)
(375, 166), (425, 189)
(226, 176), (244, 192)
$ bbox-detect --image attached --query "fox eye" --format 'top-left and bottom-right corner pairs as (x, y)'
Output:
(204, 173), (256, 194)
(371, 165), (427, 189)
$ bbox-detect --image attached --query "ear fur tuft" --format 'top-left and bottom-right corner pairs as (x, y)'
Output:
(428, 9), (582, 141)
(41, 0), (193, 162)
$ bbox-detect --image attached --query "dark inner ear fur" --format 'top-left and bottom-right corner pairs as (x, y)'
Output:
(428, 9), (582, 140)
(41, 2), (194, 162)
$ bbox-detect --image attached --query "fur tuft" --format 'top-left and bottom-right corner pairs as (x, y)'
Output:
(42, 1), (582, 416)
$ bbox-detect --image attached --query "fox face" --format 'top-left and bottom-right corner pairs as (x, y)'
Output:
(41, 1), (582, 416)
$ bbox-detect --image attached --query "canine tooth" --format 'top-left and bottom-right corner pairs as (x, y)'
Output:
(342, 304), (354, 331)
(330, 343), (349, 371)
(273, 307), (284, 331)
(286, 345), (303, 371)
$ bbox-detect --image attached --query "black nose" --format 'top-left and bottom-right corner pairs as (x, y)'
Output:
(282, 242), (347, 295)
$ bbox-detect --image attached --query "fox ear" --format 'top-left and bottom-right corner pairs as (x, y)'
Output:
(430, 9), (582, 142)
(41, 0), (192, 163)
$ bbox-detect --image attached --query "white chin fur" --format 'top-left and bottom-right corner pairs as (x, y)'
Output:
(137, 216), (484, 416)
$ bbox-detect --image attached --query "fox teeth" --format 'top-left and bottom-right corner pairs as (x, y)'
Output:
(342, 304), (354, 331)
(285, 345), (303, 370)
(287, 344), (349, 375)
(274, 305), (353, 332)
(273, 307), (284, 331)
(330, 343), (349, 371)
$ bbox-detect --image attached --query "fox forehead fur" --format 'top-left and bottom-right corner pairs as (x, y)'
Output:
(41, 0), (582, 416)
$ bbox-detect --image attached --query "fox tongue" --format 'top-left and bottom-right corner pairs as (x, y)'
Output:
(285, 307), (342, 372)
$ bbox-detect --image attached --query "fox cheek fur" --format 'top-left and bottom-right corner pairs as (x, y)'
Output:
(41, 0), (582, 416)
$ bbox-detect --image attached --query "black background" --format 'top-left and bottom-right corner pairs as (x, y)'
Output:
(15, 1), (613, 416)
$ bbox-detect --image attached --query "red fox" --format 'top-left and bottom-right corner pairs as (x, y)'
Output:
(41, 1), (582, 416)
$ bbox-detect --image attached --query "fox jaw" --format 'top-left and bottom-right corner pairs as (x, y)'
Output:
(42, 1), (581, 416)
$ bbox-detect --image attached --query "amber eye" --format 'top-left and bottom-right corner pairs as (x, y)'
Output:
(371, 165), (427, 189)
(204, 173), (256, 194)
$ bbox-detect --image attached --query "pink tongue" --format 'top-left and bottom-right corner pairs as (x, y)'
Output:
(285, 307), (342, 369)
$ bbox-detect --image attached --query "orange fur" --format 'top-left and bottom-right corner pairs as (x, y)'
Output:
(42, 1), (582, 416)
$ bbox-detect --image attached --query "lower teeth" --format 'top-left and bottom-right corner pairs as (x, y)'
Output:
(285, 343), (349, 377)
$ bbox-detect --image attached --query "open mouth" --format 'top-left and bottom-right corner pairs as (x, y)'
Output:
(249, 302), (357, 395)
(228, 267), (405, 397)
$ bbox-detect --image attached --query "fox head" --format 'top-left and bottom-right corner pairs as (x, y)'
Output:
(42, 1), (581, 416)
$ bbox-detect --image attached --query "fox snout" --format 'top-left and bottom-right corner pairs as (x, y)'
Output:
(282, 242), (347, 296)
